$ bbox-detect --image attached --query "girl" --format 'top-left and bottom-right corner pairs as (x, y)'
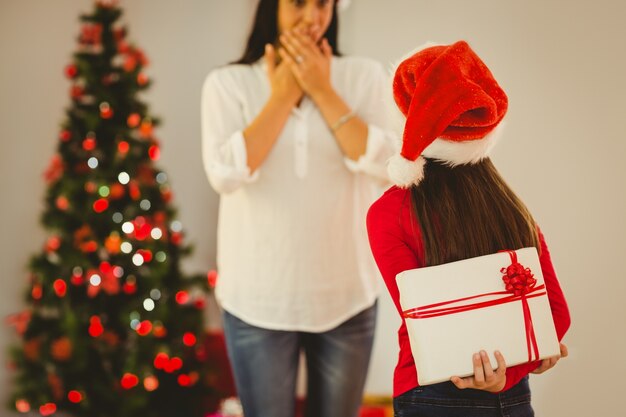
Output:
(367, 41), (571, 417)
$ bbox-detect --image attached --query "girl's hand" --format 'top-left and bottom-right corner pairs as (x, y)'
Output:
(531, 342), (568, 374)
(278, 28), (333, 100)
(451, 350), (507, 393)
(264, 43), (303, 106)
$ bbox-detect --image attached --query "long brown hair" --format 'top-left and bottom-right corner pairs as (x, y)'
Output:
(410, 158), (539, 267)
(233, 0), (341, 65)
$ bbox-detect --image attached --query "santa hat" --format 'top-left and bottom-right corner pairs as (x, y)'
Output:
(388, 40), (508, 188)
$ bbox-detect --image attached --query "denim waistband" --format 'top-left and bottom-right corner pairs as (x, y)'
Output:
(395, 376), (531, 409)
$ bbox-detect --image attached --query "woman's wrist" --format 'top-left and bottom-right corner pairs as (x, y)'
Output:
(308, 83), (335, 105)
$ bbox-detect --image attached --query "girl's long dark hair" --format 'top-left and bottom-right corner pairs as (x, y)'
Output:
(234, 0), (341, 65)
(411, 158), (540, 267)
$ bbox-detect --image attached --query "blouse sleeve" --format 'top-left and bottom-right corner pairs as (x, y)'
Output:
(344, 61), (399, 183)
(499, 227), (571, 392)
(201, 68), (259, 194)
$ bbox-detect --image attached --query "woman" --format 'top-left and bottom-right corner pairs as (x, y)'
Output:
(366, 41), (571, 416)
(200, 1), (396, 416)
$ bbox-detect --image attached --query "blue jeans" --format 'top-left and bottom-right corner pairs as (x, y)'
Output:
(222, 303), (377, 417)
(393, 376), (533, 417)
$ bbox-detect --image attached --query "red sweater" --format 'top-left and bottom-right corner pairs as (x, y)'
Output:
(366, 186), (571, 397)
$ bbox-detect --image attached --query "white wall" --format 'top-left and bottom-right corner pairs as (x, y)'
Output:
(1, 1), (624, 416)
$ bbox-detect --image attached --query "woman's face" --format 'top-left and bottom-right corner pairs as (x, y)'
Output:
(277, 0), (334, 42)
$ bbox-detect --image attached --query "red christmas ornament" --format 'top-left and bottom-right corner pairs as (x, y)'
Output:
(15, 399), (30, 413)
(153, 211), (167, 224)
(80, 23), (103, 45)
(51, 336), (72, 361)
(53, 279), (67, 297)
(82, 137), (96, 151)
(165, 356), (183, 373)
(81, 241), (98, 253)
(123, 55), (137, 72)
(133, 219), (152, 240)
(93, 198), (109, 213)
(137, 249), (153, 263)
(135, 48), (149, 66)
(105, 233), (122, 253)
(175, 291), (189, 305)
(59, 129), (72, 142)
(84, 181), (97, 193)
(68, 390), (83, 403)
(64, 64), (78, 79)
(129, 181), (141, 200)
(109, 183), (126, 200)
(70, 85), (84, 99)
(139, 120), (153, 138)
(71, 271), (84, 286)
(113, 26), (125, 41)
(153, 323), (167, 338)
(177, 374), (191, 387)
(136, 320), (153, 336)
(193, 297), (206, 309)
(127, 113), (141, 128)
(170, 231), (182, 245)
(161, 187), (173, 203)
(89, 316), (104, 337)
(207, 270), (218, 288)
(153, 352), (169, 369)
(137, 73), (149, 86)
(6, 310), (31, 336)
(100, 102), (114, 119)
(43, 155), (64, 184)
(31, 284), (43, 300)
(55, 196), (70, 211)
(117, 40), (130, 54)
(118, 140), (130, 155)
(182, 332), (197, 347)
(122, 281), (137, 295)
(39, 403), (56, 416)
(148, 145), (160, 161)
(45, 236), (62, 252)
(120, 373), (139, 389)
(143, 375), (159, 391)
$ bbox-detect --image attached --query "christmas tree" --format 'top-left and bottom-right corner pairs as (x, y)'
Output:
(6, 1), (217, 416)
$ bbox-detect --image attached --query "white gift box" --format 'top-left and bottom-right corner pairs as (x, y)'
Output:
(396, 247), (560, 386)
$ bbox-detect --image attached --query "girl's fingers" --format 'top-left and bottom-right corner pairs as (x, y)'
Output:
(559, 343), (568, 358)
(451, 376), (471, 390)
(480, 351), (495, 380)
(494, 350), (507, 374)
(472, 353), (485, 384)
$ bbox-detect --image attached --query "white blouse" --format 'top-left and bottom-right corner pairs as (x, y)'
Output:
(201, 56), (397, 332)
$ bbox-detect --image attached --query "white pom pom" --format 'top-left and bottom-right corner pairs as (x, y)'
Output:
(387, 154), (426, 188)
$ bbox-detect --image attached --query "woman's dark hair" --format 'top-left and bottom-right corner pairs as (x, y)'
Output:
(234, 0), (341, 64)
(411, 158), (540, 267)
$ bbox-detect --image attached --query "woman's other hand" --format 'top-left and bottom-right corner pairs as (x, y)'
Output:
(451, 350), (507, 393)
(531, 342), (568, 374)
(278, 28), (332, 101)
(265, 43), (303, 106)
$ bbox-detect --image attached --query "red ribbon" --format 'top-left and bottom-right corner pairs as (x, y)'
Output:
(402, 251), (545, 362)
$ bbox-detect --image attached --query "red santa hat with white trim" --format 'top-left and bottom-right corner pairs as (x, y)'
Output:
(387, 40), (508, 188)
